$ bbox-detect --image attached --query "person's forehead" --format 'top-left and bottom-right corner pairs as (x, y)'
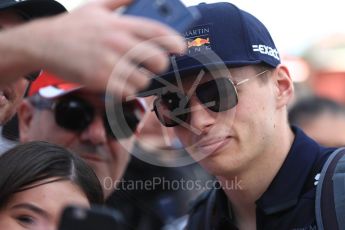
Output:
(9, 180), (89, 209)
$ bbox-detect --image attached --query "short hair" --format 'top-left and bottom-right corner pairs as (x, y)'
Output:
(0, 141), (104, 207)
(288, 96), (345, 126)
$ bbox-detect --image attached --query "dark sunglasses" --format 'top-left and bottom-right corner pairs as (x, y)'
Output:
(153, 70), (268, 127)
(29, 95), (143, 139)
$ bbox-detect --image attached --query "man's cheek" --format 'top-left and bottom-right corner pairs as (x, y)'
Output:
(108, 138), (133, 160)
(174, 128), (189, 144)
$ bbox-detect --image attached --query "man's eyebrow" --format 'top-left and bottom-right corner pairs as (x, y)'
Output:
(11, 203), (50, 219)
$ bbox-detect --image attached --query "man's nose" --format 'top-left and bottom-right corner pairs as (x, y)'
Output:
(188, 96), (216, 134)
(80, 115), (107, 145)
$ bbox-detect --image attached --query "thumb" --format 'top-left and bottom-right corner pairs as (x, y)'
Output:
(89, 0), (132, 10)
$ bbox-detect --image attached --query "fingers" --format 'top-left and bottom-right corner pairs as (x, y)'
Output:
(111, 16), (187, 54)
(106, 31), (170, 73)
(86, 1), (187, 55)
(150, 34), (187, 57)
(107, 57), (151, 98)
(131, 43), (170, 74)
(40, 0), (188, 99)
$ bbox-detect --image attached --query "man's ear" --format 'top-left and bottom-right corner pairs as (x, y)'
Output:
(273, 65), (294, 109)
(18, 100), (35, 142)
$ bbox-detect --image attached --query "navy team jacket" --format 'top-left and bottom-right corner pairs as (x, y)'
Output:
(186, 127), (335, 230)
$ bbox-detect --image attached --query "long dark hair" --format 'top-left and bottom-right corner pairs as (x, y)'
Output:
(0, 141), (104, 207)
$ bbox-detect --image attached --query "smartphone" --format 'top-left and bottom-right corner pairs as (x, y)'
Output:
(123, 0), (200, 33)
(58, 205), (127, 230)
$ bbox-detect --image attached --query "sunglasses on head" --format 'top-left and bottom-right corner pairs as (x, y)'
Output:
(30, 95), (143, 139)
(153, 69), (269, 127)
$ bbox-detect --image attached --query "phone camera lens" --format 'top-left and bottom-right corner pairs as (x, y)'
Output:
(155, 0), (171, 17)
(158, 4), (171, 16)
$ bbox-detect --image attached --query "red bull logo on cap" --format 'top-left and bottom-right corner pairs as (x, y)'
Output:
(187, 37), (210, 48)
(184, 25), (213, 56)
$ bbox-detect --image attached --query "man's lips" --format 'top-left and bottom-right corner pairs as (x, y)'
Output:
(198, 137), (230, 147)
(80, 153), (106, 162)
(69, 146), (110, 162)
(196, 136), (232, 155)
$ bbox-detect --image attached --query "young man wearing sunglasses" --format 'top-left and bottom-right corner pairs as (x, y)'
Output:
(0, 0), (66, 125)
(139, 2), (337, 230)
(18, 72), (144, 198)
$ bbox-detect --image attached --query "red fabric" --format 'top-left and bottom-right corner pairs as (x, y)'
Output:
(28, 72), (79, 96)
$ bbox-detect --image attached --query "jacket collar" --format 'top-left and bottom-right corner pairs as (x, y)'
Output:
(256, 126), (322, 215)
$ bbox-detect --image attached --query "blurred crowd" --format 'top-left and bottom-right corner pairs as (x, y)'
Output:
(286, 34), (345, 147)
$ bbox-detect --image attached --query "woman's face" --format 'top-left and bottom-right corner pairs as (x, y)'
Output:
(0, 179), (89, 230)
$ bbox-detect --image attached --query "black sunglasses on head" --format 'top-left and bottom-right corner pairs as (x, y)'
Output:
(30, 95), (143, 139)
(153, 70), (268, 127)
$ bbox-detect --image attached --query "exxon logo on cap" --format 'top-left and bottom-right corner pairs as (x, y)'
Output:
(252, 44), (280, 61)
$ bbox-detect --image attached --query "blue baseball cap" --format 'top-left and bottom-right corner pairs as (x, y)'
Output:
(139, 2), (280, 95)
(0, 0), (66, 19)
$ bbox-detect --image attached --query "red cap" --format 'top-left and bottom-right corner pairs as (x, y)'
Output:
(28, 72), (148, 113)
(28, 72), (82, 99)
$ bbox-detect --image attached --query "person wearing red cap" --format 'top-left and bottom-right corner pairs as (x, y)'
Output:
(18, 72), (145, 199)
(0, 0), (186, 100)
(0, 0), (66, 125)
